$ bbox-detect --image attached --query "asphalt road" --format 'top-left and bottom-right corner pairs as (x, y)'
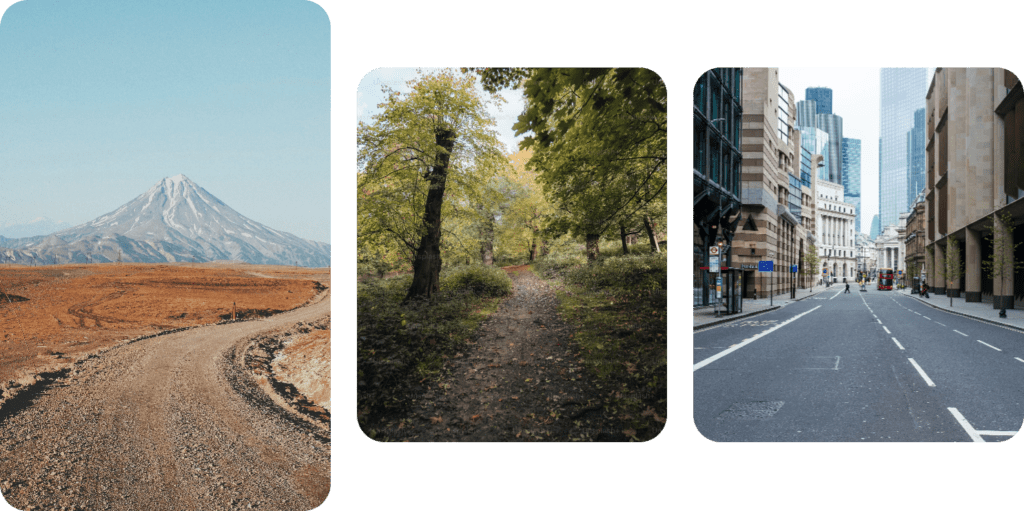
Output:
(693, 287), (1024, 442)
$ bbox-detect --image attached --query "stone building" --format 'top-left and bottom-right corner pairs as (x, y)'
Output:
(904, 193), (927, 289)
(924, 68), (1024, 308)
(876, 222), (905, 279)
(732, 68), (809, 298)
(856, 232), (876, 277)
(816, 178), (857, 283)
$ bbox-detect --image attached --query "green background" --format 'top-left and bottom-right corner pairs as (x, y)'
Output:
(6, 0), (1024, 509)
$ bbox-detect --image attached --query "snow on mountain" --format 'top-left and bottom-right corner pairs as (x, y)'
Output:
(0, 175), (329, 267)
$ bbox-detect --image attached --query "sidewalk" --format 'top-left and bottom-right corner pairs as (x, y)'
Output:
(898, 287), (1024, 332)
(694, 284), (834, 330)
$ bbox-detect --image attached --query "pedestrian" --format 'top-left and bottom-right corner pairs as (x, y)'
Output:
(844, 282), (850, 293)
(922, 283), (929, 298)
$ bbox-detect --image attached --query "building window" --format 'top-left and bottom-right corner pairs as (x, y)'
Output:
(694, 119), (705, 174)
(711, 79), (721, 122)
(710, 138), (720, 183)
(694, 75), (706, 117)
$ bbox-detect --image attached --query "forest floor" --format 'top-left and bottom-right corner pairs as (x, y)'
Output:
(366, 265), (662, 441)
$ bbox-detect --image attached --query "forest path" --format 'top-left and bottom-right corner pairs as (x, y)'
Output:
(0, 283), (331, 511)
(394, 265), (610, 441)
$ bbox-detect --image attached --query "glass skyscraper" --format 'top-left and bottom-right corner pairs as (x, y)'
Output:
(806, 87), (832, 115)
(906, 108), (926, 209)
(817, 113), (843, 184)
(842, 138), (862, 233)
(796, 100), (817, 130)
(879, 68), (927, 229)
(801, 128), (829, 181)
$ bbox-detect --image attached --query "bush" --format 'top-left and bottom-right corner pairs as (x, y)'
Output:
(565, 252), (667, 291)
(533, 252), (587, 279)
(440, 264), (513, 297)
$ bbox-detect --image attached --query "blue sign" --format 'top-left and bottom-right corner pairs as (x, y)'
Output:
(791, 265), (798, 273)
(758, 261), (774, 272)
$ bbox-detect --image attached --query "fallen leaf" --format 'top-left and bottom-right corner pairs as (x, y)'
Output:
(623, 429), (636, 437)
(430, 416), (443, 424)
(471, 414), (481, 421)
(512, 396), (519, 400)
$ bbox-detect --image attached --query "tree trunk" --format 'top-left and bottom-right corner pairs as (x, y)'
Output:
(619, 224), (630, 255)
(586, 234), (600, 261)
(529, 235), (537, 262)
(405, 128), (455, 302)
(479, 213), (495, 266)
(643, 215), (660, 253)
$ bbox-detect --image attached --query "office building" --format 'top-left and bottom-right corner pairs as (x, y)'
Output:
(806, 87), (832, 115)
(843, 138), (862, 233)
(879, 68), (927, 229)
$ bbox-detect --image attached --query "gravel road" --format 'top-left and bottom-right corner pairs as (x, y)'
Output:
(0, 285), (331, 511)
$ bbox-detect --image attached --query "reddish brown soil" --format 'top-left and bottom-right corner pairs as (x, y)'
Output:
(0, 263), (319, 385)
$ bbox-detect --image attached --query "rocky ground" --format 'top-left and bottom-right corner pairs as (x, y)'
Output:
(0, 270), (330, 511)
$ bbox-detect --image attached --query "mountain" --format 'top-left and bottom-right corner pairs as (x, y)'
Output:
(0, 175), (330, 267)
(0, 217), (73, 239)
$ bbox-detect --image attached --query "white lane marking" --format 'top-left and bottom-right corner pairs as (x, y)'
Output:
(907, 358), (936, 387)
(830, 291), (842, 300)
(694, 306), (823, 371)
(914, 312), (921, 315)
(892, 337), (905, 350)
(923, 316), (931, 320)
(1016, 357), (1024, 364)
(883, 326), (891, 334)
(945, 409), (1015, 441)
(877, 319), (882, 324)
(936, 322), (946, 327)
(976, 340), (1002, 352)
(953, 330), (968, 337)
(948, 407), (985, 442)
(872, 314), (877, 318)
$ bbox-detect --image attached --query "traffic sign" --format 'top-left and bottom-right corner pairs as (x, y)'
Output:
(709, 255), (720, 273)
(791, 265), (798, 273)
(709, 246), (719, 256)
(758, 261), (773, 272)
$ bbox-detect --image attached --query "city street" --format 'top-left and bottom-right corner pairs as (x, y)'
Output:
(693, 287), (1024, 442)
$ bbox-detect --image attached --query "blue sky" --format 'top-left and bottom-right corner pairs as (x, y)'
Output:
(357, 68), (527, 157)
(0, 0), (330, 243)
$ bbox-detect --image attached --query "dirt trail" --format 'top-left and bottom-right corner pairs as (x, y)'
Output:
(0, 284), (330, 511)
(379, 267), (608, 441)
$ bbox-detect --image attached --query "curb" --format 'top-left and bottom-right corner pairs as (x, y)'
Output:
(693, 288), (828, 332)
(905, 293), (1024, 334)
(694, 305), (781, 331)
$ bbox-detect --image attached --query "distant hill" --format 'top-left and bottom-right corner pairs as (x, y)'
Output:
(0, 217), (72, 239)
(0, 175), (330, 267)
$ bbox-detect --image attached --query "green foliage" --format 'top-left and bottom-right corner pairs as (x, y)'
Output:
(533, 252), (587, 279)
(357, 69), (511, 294)
(439, 264), (513, 297)
(565, 252), (667, 292)
(981, 212), (1024, 283)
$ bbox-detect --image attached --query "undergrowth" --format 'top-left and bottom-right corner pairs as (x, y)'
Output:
(542, 250), (668, 441)
(357, 265), (511, 428)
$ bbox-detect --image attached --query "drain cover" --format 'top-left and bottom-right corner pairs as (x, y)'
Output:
(717, 401), (785, 420)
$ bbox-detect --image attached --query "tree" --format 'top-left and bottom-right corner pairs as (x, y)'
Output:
(981, 211), (1024, 312)
(464, 68), (667, 260)
(495, 148), (553, 262)
(941, 240), (965, 307)
(357, 69), (509, 301)
(801, 244), (820, 291)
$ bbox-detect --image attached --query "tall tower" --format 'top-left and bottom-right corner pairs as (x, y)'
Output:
(878, 68), (927, 229)
(805, 87), (833, 115)
(842, 138), (862, 233)
(906, 108), (926, 208)
(817, 113), (844, 184)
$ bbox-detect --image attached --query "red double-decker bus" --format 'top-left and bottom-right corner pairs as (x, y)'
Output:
(878, 268), (894, 290)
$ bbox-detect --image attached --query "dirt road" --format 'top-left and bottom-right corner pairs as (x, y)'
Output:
(0, 284), (330, 511)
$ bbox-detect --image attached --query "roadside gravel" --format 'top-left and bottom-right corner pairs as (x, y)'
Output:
(0, 283), (331, 511)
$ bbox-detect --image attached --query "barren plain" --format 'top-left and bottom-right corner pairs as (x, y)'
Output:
(0, 263), (331, 510)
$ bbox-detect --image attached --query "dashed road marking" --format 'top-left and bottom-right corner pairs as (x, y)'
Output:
(877, 319), (882, 324)
(936, 322), (946, 327)
(953, 330), (968, 337)
(922, 316), (931, 320)
(883, 326), (891, 334)
(976, 340), (1002, 352)
(892, 337), (905, 350)
(907, 358), (936, 387)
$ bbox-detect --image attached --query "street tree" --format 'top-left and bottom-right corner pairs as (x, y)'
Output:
(357, 69), (509, 301)
(802, 244), (820, 291)
(981, 211), (1024, 313)
(941, 240), (965, 307)
(464, 67), (667, 260)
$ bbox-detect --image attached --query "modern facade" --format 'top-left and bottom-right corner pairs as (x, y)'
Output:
(801, 128), (830, 181)
(817, 112), (844, 184)
(796, 99), (818, 131)
(870, 214), (880, 239)
(806, 87), (832, 115)
(907, 108), (927, 208)
(843, 138), (862, 233)
(879, 68), (928, 229)
(732, 68), (812, 298)
(924, 68), (1024, 309)
(694, 68), (744, 307)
